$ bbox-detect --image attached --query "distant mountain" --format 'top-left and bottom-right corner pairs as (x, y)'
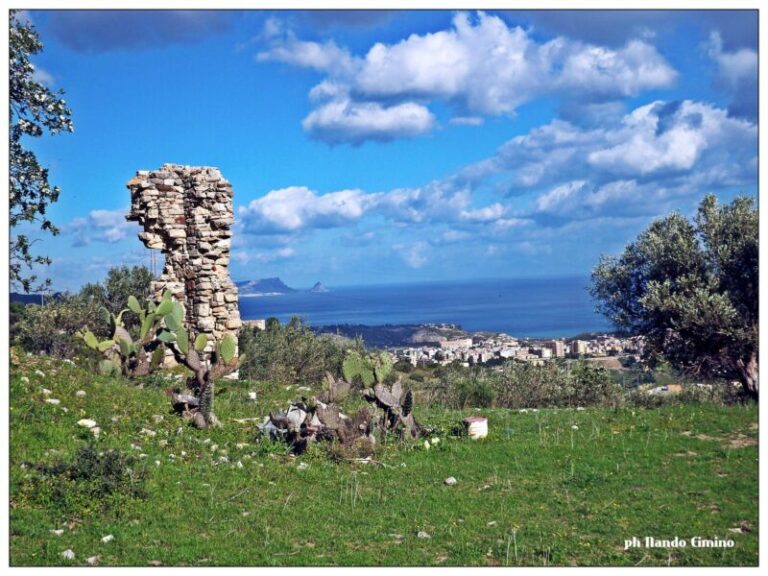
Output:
(236, 277), (297, 296)
(310, 281), (329, 293)
(10, 292), (62, 305)
(313, 323), (468, 348)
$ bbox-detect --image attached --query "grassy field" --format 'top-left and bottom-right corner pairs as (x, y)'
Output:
(9, 351), (758, 566)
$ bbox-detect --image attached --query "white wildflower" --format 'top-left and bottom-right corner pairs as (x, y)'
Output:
(61, 549), (75, 560)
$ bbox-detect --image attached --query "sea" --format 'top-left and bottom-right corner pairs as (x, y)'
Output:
(238, 276), (613, 338)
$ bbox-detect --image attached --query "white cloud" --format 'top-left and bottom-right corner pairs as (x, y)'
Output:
(257, 11), (677, 144)
(450, 116), (484, 126)
(239, 178), (515, 237)
(302, 98), (435, 144)
(354, 12), (675, 115)
(706, 31), (757, 91)
(393, 241), (429, 268)
(238, 186), (373, 233)
(31, 66), (54, 86)
(233, 246), (295, 265)
(257, 19), (355, 75)
(535, 181), (587, 212)
(66, 208), (137, 246)
(473, 99), (756, 197)
(705, 31), (757, 118)
(555, 39), (677, 97)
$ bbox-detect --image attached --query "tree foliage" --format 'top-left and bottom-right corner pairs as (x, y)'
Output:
(238, 316), (345, 387)
(10, 10), (74, 292)
(79, 265), (154, 316)
(591, 195), (758, 399)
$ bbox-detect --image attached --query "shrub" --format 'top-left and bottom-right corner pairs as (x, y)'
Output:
(14, 294), (102, 359)
(25, 445), (147, 515)
(239, 316), (345, 387)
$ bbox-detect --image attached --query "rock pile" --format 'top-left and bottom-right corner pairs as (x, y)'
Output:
(126, 164), (241, 362)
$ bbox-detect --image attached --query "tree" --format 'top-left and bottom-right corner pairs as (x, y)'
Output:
(10, 10), (74, 292)
(591, 195), (758, 399)
(80, 265), (154, 314)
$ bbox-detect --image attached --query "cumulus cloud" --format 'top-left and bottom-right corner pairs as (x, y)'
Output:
(257, 18), (356, 74)
(355, 15), (674, 113)
(46, 10), (232, 53)
(238, 178), (515, 237)
(478, 99), (756, 195)
(705, 31), (757, 119)
(238, 186), (373, 233)
(65, 208), (138, 246)
(302, 98), (436, 144)
(256, 11), (677, 144)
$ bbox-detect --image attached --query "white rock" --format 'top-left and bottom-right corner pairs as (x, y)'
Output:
(571, 425), (579, 430)
(101, 534), (114, 543)
(21, 376), (29, 383)
(247, 391), (257, 401)
(91, 427), (101, 437)
(423, 440), (431, 450)
(86, 555), (100, 566)
(75, 390), (86, 397)
(140, 428), (156, 437)
(417, 531), (431, 539)
(61, 549), (75, 560)
(576, 407), (585, 411)
(63, 359), (76, 366)
(77, 419), (97, 429)
(297, 462), (309, 471)
(430, 437), (440, 445)
(42, 388), (52, 395)
(35, 370), (45, 378)
(50, 529), (64, 536)
(45, 398), (60, 405)
(444, 477), (458, 486)
(236, 461), (244, 469)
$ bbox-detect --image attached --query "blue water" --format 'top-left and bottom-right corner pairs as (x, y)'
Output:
(238, 277), (613, 338)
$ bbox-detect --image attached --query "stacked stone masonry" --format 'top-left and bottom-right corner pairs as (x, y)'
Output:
(126, 164), (241, 362)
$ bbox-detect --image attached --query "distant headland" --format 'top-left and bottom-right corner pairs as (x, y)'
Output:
(236, 277), (329, 297)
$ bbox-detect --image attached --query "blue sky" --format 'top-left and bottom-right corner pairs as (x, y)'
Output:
(16, 9), (758, 291)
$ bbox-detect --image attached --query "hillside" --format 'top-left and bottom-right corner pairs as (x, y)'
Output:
(314, 323), (469, 348)
(9, 351), (759, 567)
(236, 277), (296, 296)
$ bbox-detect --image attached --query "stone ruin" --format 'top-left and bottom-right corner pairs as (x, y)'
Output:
(125, 164), (241, 363)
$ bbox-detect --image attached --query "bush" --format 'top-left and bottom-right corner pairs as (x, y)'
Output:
(25, 444), (148, 515)
(431, 360), (623, 410)
(14, 294), (103, 359)
(239, 316), (345, 387)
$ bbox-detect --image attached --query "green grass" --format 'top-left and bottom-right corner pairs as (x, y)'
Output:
(10, 351), (758, 566)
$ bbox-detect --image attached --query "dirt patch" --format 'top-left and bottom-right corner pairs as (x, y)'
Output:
(674, 451), (698, 458)
(726, 434), (757, 449)
(585, 357), (624, 371)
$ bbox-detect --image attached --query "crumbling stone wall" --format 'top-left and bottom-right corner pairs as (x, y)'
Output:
(125, 164), (241, 361)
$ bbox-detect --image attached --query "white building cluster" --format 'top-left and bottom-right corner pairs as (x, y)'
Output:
(392, 332), (644, 367)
